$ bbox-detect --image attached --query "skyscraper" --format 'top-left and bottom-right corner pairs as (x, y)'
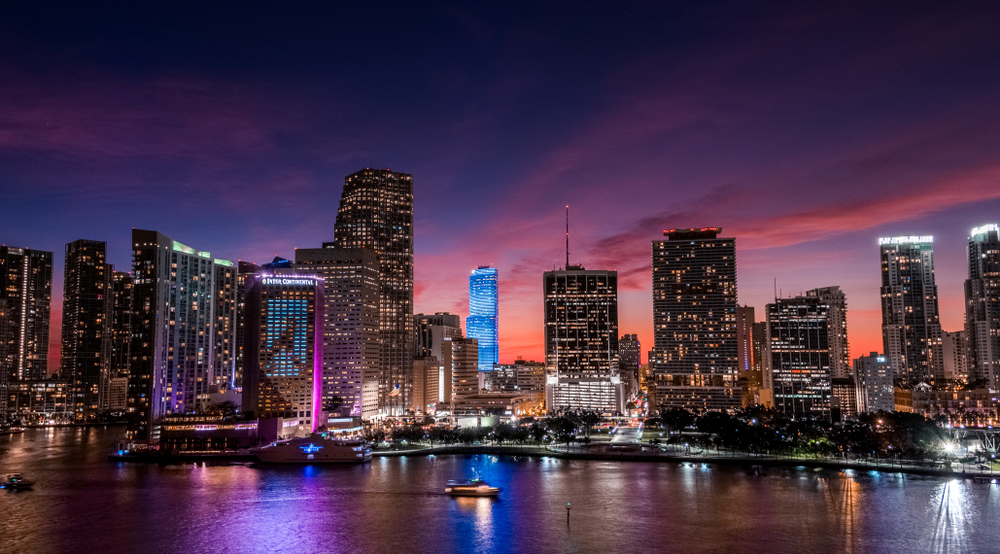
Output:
(127, 230), (235, 440)
(736, 306), (755, 372)
(61, 240), (109, 420)
(650, 228), (738, 411)
(213, 261), (237, 389)
(765, 294), (832, 418)
(242, 273), (324, 434)
(233, 260), (260, 390)
(965, 224), (1000, 389)
(104, 269), (133, 411)
(0, 246), (52, 384)
(808, 286), (850, 378)
(879, 236), (944, 384)
(296, 247), (380, 419)
(332, 168), (414, 415)
(467, 266), (499, 372)
(544, 266), (621, 413)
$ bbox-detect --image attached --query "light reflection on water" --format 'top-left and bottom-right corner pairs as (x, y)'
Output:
(3, 428), (1000, 554)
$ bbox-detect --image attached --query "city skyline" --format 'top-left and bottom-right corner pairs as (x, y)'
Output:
(3, 3), (1000, 370)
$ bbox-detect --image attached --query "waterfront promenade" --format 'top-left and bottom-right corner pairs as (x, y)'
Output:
(372, 442), (997, 479)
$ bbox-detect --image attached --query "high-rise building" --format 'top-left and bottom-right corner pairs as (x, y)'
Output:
(0, 246), (53, 384)
(295, 247), (380, 419)
(965, 224), (1000, 390)
(104, 270), (133, 411)
(650, 228), (738, 411)
(443, 336), (480, 405)
(233, 261), (260, 390)
(879, 236), (944, 384)
(618, 334), (640, 401)
(544, 266), (621, 413)
(765, 294), (832, 419)
(808, 287), (850, 378)
(332, 168), (414, 415)
(127, 230), (235, 440)
(242, 273), (324, 434)
(735, 306), (757, 408)
(61, 240), (109, 420)
(0, 299), (13, 414)
(213, 262), (237, 390)
(467, 266), (499, 372)
(942, 330), (968, 382)
(736, 306), (755, 372)
(855, 352), (894, 412)
(412, 356), (439, 415)
(751, 320), (770, 407)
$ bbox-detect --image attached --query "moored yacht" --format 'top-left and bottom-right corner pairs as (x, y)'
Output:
(251, 434), (371, 464)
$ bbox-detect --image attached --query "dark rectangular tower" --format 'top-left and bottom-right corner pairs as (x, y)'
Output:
(61, 240), (109, 420)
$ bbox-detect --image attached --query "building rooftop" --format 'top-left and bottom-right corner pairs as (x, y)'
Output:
(662, 227), (722, 240)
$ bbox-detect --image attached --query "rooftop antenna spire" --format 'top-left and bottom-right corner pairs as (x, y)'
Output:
(565, 205), (569, 270)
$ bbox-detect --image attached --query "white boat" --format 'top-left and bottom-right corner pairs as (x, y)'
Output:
(251, 434), (372, 464)
(445, 479), (500, 497)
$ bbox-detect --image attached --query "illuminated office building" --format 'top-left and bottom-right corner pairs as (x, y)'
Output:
(332, 168), (414, 415)
(467, 266), (499, 372)
(0, 246), (52, 385)
(295, 247), (380, 419)
(127, 230), (235, 440)
(242, 273), (324, 433)
(765, 294), (832, 418)
(965, 224), (1000, 390)
(61, 240), (109, 420)
(650, 228), (738, 411)
(544, 266), (621, 414)
(879, 236), (944, 384)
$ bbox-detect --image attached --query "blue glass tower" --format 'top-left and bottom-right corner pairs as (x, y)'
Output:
(467, 266), (499, 372)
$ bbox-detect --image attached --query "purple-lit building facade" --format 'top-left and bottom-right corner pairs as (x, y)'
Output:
(242, 271), (324, 434)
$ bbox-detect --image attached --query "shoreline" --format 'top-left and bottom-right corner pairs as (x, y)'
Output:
(372, 444), (994, 479)
(108, 443), (995, 480)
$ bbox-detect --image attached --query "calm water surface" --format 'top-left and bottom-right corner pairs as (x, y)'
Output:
(1, 427), (997, 554)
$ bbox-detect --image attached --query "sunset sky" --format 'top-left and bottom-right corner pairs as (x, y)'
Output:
(2, 2), (999, 370)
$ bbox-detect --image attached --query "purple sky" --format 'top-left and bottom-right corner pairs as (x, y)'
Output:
(1, 2), (999, 370)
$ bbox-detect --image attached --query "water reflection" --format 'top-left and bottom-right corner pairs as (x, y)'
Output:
(5, 429), (1000, 554)
(930, 480), (969, 554)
